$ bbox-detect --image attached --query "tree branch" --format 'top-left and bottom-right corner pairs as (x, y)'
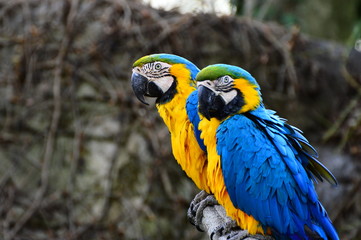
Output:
(189, 194), (274, 240)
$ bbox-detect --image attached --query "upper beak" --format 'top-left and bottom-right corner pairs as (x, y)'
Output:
(131, 72), (149, 105)
(198, 85), (225, 120)
(131, 72), (165, 105)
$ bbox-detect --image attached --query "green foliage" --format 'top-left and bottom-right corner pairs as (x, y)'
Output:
(347, 20), (361, 48)
(230, 0), (361, 43)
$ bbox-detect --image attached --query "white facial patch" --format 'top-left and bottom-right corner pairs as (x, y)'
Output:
(197, 80), (216, 89)
(197, 80), (218, 95)
(220, 89), (237, 104)
(132, 67), (141, 75)
(152, 75), (174, 93)
(137, 61), (174, 93)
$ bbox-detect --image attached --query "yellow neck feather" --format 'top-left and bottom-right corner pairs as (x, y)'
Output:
(157, 63), (195, 131)
(234, 78), (261, 113)
(198, 115), (265, 235)
(155, 64), (209, 192)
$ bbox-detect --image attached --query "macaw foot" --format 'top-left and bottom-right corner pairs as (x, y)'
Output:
(224, 231), (272, 240)
(223, 231), (273, 240)
(224, 230), (249, 240)
(187, 190), (218, 231)
(211, 220), (273, 240)
(210, 219), (240, 240)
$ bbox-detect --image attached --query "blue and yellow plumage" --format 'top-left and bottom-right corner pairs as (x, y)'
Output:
(196, 64), (339, 239)
(131, 53), (209, 192)
(131, 55), (265, 234)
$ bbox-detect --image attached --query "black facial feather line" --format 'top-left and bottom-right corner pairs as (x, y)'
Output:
(142, 62), (170, 79)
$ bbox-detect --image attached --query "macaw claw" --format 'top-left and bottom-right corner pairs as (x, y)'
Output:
(187, 190), (218, 232)
(212, 225), (273, 240)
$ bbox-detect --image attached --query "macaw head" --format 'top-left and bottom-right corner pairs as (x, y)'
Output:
(196, 64), (262, 120)
(131, 53), (199, 105)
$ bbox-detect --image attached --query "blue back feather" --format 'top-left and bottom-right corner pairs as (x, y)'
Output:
(216, 106), (339, 240)
(246, 107), (337, 186)
(186, 90), (207, 151)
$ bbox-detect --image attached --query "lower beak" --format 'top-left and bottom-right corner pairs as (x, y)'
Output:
(198, 86), (225, 120)
(131, 72), (149, 105)
(131, 72), (165, 105)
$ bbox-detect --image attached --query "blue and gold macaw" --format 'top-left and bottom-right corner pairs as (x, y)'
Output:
(196, 64), (339, 240)
(131, 53), (209, 192)
(131, 54), (265, 234)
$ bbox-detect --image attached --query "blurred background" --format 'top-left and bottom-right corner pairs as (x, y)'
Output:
(0, 0), (360, 239)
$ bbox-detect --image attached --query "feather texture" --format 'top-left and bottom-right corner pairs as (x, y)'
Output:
(157, 62), (210, 192)
(186, 90), (207, 151)
(198, 116), (266, 235)
(194, 63), (338, 239)
(133, 54), (210, 192)
(246, 107), (337, 186)
(216, 107), (339, 240)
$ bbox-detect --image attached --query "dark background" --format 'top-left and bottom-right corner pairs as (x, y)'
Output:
(0, 0), (360, 239)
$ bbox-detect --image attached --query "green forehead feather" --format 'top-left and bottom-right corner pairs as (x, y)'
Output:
(132, 53), (200, 79)
(196, 64), (257, 86)
(133, 54), (187, 67)
(133, 55), (167, 67)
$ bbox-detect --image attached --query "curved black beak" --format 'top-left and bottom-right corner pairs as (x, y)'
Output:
(198, 85), (225, 120)
(131, 72), (149, 105)
(131, 72), (165, 105)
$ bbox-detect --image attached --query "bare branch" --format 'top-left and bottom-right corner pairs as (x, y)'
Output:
(195, 203), (274, 240)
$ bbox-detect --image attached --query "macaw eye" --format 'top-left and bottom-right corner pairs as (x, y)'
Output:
(154, 63), (162, 70)
(221, 76), (231, 85)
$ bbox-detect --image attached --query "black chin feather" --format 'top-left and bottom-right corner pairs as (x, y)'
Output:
(198, 87), (246, 121)
(215, 91), (245, 120)
(156, 79), (177, 104)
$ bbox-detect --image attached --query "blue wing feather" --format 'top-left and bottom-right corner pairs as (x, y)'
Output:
(247, 108), (337, 185)
(217, 107), (339, 239)
(186, 90), (207, 151)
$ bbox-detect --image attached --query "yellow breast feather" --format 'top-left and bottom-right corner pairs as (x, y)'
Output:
(157, 64), (210, 192)
(199, 116), (265, 234)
